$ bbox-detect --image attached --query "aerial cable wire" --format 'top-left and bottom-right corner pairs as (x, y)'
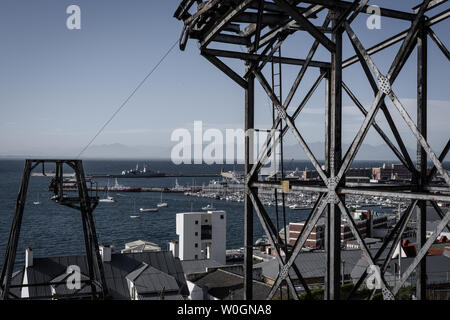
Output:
(76, 39), (178, 159)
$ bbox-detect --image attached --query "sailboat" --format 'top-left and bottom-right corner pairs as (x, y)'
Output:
(157, 192), (168, 208)
(33, 193), (41, 205)
(138, 197), (158, 212)
(99, 180), (115, 203)
(131, 198), (142, 218)
(202, 203), (216, 211)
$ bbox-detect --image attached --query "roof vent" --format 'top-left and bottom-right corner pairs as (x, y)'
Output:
(100, 244), (112, 263)
(25, 247), (33, 268)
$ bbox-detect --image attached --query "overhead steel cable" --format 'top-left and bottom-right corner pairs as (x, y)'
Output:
(76, 39), (178, 159)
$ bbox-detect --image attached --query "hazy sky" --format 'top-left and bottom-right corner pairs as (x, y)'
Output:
(0, 1), (448, 160)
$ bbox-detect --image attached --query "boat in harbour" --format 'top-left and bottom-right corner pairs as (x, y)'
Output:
(100, 196), (116, 203)
(163, 179), (200, 193)
(121, 162), (165, 177)
(157, 192), (168, 208)
(108, 178), (141, 192)
(100, 180), (116, 202)
(202, 203), (216, 211)
(139, 208), (158, 212)
(33, 193), (41, 205)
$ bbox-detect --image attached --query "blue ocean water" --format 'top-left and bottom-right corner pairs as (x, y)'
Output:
(0, 159), (309, 268)
(0, 159), (447, 269)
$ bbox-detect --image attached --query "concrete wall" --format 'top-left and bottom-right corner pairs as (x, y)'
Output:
(211, 211), (226, 264)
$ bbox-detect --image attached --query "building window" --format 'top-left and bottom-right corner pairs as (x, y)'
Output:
(205, 219), (208, 223)
(195, 232), (198, 236)
(201, 225), (212, 240)
(195, 255), (198, 260)
(195, 243), (198, 248)
(195, 220), (199, 225)
(220, 215), (224, 219)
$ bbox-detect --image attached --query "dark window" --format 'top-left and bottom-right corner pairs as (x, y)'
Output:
(195, 232), (198, 236)
(195, 255), (198, 260)
(201, 225), (212, 240)
(194, 243), (198, 248)
(195, 220), (199, 225)
(205, 219), (208, 223)
(220, 215), (224, 219)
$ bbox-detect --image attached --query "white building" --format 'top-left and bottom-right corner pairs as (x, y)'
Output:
(170, 211), (226, 265)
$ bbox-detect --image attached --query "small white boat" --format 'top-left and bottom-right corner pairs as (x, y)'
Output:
(202, 204), (215, 211)
(139, 208), (158, 212)
(289, 204), (302, 210)
(100, 181), (115, 203)
(99, 196), (115, 203)
(33, 193), (41, 205)
(156, 192), (168, 208)
(130, 215), (141, 219)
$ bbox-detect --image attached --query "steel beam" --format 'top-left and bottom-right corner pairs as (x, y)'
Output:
(393, 210), (450, 295)
(325, 11), (342, 300)
(243, 66), (255, 300)
(200, 0), (255, 48)
(339, 188), (450, 202)
(416, 21), (428, 300)
(202, 53), (248, 89)
(427, 139), (450, 182)
(273, 0), (336, 52)
(201, 48), (331, 69)
(428, 27), (450, 60)
(0, 161), (32, 300)
(347, 201), (418, 299)
(174, 0), (449, 302)
(341, 82), (409, 169)
(343, 8), (449, 68)
(337, 198), (395, 299)
(300, 0), (417, 21)
(267, 194), (328, 299)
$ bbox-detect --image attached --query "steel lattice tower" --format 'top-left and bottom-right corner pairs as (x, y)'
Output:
(174, 0), (450, 300)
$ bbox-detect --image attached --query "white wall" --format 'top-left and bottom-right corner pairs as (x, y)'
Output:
(177, 213), (203, 261)
(176, 211), (227, 263)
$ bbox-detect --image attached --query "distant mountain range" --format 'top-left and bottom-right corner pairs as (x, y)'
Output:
(0, 142), (415, 161)
(282, 142), (416, 161)
(82, 142), (415, 161)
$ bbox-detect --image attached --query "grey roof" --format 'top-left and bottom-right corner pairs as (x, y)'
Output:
(9, 270), (24, 299)
(26, 255), (90, 299)
(125, 263), (149, 282)
(50, 269), (91, 297)
(24, 251), (188, 299)
(140, 293), (185, 300)
(181, 259), (225, 275)
(193, 269), (271, 300)
(126, 263), (180, 295)
(256, 249), (371, 281)
(351, 253), (450, 286)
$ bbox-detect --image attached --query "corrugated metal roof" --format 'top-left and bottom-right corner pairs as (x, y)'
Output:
(23, 251), (188, 299)
(129, 265), (180, 295)
(181, 259), (224, 275)
(255, 249), (372, 281)
(193, 269), (271, 300)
